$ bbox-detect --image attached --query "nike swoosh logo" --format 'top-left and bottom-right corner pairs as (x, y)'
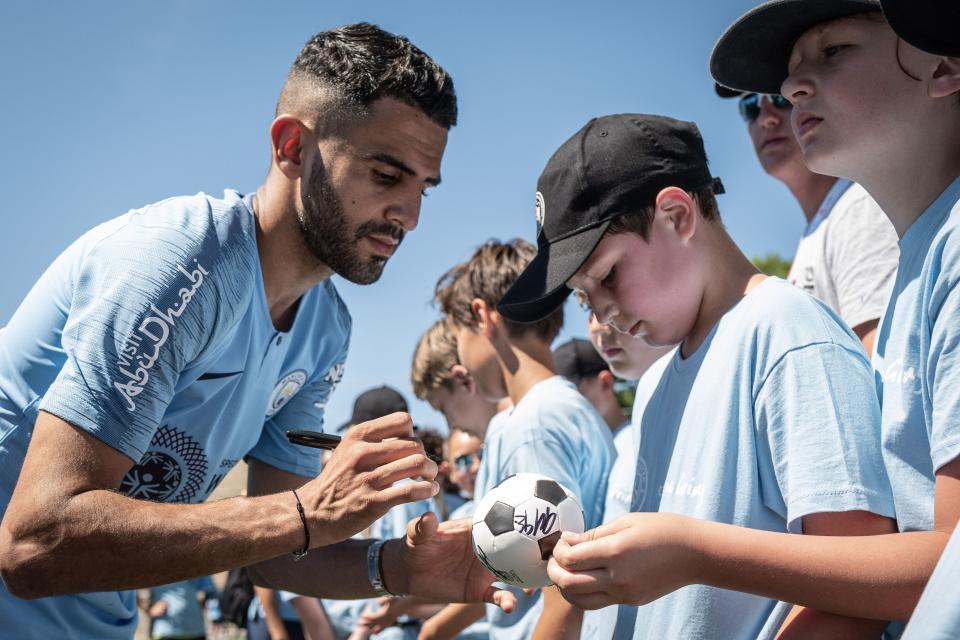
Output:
(197, 371), (243, 380)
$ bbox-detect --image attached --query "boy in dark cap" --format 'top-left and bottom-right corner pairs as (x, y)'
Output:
(711, 1), (960, 636)
(500, 114), (897, 639)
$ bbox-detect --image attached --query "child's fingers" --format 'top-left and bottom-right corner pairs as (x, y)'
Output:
(562, 517), (632, 546)
(547, 558), (607, 594)
(551, 534), (617, 572)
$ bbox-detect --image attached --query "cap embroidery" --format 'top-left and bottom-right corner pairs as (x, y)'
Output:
(535, 191), (546, 231)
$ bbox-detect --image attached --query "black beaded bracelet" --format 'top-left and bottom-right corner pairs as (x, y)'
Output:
(292, 489), (309, 561)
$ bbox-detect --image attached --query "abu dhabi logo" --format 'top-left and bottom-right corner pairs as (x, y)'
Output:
(114, 261), (209, 412)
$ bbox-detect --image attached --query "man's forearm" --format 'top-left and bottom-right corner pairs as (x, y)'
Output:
(693, 521), (947, 620)
(249, 538), (378, 599)
(0, 488), (302, 597)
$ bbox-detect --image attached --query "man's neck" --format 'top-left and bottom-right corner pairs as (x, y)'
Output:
(780, 170), (838, 224)
(253, 184), (334, 330)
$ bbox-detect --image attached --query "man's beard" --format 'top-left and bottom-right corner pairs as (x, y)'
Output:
(298, 157), (404, 285)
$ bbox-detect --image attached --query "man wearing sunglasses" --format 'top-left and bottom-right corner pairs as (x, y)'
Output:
(718, 85), (899, 354)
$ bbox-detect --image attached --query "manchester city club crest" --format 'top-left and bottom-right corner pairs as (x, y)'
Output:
(266, 369), (307, 418)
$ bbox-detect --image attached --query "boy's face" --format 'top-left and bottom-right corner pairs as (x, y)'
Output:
(587, 311), (670, 380)
(446, 430), (483, 498)
(453, 323), (506, 402)
(782, 15), (925, 180)
(425, 381), (495, 437)
(569, 223), (700, 349)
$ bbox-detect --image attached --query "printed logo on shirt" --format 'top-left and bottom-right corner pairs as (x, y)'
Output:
(113, 261), (210, 412)
(880, 357), (920, 388)
(659, 473), (704, 500)
(204, 458), (239, 496)
(633, 457), (648, 508)
(121, 425), (209, 503)
(266, 369), (307, 417)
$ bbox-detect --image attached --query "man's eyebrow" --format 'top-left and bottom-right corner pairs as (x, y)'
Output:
(363, 152), (441, 187)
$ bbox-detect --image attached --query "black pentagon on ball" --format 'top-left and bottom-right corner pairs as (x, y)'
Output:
(534, 479), (566, 506)
(484, 500), (516, 536)
(538, 530), (562, 560)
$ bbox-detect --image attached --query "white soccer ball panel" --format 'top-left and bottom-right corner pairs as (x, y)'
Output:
(556, 496), (586, 535)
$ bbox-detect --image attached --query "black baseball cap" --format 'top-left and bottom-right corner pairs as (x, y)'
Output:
(710, 0), (881, 95)
(554, 338), (609, 383)
(337, 385), (408, 432)
(497, 114), (724, 323)
(882, 0), (960, 57)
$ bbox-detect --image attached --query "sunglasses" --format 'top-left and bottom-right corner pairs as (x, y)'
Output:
(454, 451), (482, 471)
(738, 93), (792, 123)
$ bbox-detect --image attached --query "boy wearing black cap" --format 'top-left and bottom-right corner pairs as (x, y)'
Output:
(554, 338), (628, 436)
(500, 114), (897, 639)
(711, 1), (960, 636)
(436, 239), (615, 640)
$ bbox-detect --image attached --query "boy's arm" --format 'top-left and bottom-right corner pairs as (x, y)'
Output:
(255, 586), (291, 640)
(775, 510), (895, 639)
(289, 594), (336, 640)
(532, 586), (583, 640)
(549, 456), (960, 621)
(418, 603), (485, 640)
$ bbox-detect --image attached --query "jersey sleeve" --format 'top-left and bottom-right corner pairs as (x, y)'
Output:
(755, 342), (895, 532)
(824, 191), (899, 330)
(247, 348), (349, 478)
(927, 252), (960, 472)
(39, 202), (246, 462)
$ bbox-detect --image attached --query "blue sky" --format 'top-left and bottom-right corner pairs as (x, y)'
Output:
(0, 0), (804, 432)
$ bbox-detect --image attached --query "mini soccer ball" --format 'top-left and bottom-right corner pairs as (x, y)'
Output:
(471, 472), (585, 588)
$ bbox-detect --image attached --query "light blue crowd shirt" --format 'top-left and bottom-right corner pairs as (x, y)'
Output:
(149, 577), (218, 639)
(0, 191), (351, 639)
(473, 376), (615, 640)
(873, 177), (960, 533)
(625, 278), (894, 640)
(877, 178), (960, 638)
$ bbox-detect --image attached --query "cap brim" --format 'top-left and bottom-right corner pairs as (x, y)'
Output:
(710, 0), (881, 95)
(714, 83), (744, 99)
(882, 0), (960, 57)
(498, 221), (611, 323)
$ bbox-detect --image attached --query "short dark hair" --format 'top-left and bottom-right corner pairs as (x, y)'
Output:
(435, 239), (564, 343)
(278, 23), (457, 130)
(606, 185), (721, 240)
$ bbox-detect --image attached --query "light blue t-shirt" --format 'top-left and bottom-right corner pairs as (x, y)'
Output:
(0, 191), (351, 640)
(447, 499), (490, 640)
(322, 488), (439, 640)
(873, 177), (960, 533)
(249, 589), (302, 624)
(473, 376), (615, 640)
(624, 278), (894, 640)
(901, 524), (960, 639)
(149, 576), (217, 639)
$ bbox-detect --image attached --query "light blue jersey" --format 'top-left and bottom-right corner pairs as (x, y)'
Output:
(473, 376), (615, 640)
(874, 177), (960, 533)
(0, 191), (351, 639)
(149, 577), (217, 639)
(901, 525), (960, 639)
(248, 589), (302, 624)
(447, 499), (490, 640)
(625, 278), (894, 640)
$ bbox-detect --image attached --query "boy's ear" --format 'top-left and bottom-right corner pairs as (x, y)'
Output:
(450, 364), (475, 393)
(654, 187), (697, 242)
(929, 57), (960, 100)
(471, 298), (499, 338)
(597, 369), (616, 391)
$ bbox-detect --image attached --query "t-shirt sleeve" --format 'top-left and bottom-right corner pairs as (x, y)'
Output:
(755, 342), (895, 532)
(39, 209), (239, 462)
(928, 261), (960, 472)
(247, 349), (349, 478)
(824, 192), (899, 330)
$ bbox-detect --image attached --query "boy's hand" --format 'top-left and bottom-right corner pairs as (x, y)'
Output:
(547, 512), (700, 609)
(383, 513), (517, 613)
